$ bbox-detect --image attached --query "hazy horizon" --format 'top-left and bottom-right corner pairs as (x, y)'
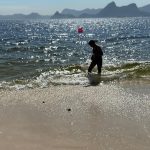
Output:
(0, 0), (150, 15)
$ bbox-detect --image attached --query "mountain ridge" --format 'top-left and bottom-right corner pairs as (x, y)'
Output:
(0, 2), (150, 19)
(95, 2), (149, 17)
(140, 4), (150, 13)
(52, 2), (150, 18)
(61, 8), (102, 16)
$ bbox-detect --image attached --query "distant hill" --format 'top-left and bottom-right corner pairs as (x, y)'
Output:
(0, 2), (150, 19)
(140, 4), (150, 13)
(54, 2), (150, 18)
(61, 8), (102, 17)
(78, 13), (96, 18)
(25, 13), (43, 19)
(0, 13), (50, 20)
(96, 2), (150, 17)
(51, 11), (75, 19)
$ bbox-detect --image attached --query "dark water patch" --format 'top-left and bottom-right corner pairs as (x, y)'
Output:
(105, 62), (140, 71)
(104, 62), (150, 76)
(63, 64), (86, 73)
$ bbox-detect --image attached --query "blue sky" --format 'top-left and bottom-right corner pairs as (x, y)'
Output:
(0, 0), (149, 15)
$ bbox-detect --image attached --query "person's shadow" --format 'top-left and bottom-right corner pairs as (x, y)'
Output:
(84, 74), (101, 87)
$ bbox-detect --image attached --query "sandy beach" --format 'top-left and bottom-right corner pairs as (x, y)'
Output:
(0, 82), (150, 150)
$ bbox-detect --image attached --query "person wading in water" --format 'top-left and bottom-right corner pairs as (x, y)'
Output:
(88, 40), (103, 75)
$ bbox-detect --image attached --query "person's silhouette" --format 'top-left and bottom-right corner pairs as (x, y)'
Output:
(88, 40), (103, 75)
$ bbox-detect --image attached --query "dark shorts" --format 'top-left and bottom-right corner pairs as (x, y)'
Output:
(88, 57), (102, 74)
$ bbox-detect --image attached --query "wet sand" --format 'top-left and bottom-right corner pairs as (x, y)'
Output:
(0, 83), (150, 150)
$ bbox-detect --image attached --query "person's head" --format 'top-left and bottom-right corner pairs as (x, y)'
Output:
(88, 40), (97, 47)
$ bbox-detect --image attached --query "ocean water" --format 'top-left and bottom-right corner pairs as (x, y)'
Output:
(0, 18), (150, 89)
